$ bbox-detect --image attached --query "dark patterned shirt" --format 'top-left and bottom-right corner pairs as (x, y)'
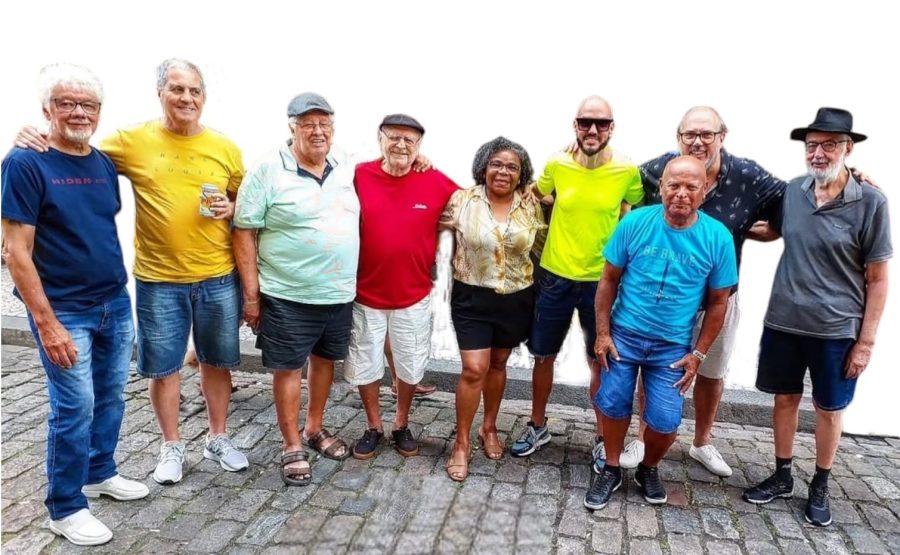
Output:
(639, 149), (786, 271)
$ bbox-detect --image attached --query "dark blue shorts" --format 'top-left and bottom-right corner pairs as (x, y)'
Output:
(527, 270), (597, 360)
(257, 294), (352, 370)
(756, 327), (857, 411)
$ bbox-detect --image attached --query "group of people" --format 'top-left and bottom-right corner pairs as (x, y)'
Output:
(1, 59), (890, 546)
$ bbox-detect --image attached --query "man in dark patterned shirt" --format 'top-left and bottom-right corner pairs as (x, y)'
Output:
(619, 106), (785, 477)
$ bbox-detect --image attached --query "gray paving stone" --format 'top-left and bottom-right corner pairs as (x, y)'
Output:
(340, 496), (377, 516)
(591, 519), (623, 554)
(558, 508), (590, 538)
(843, 524), (889, 554)
(159, 513), (210, 541)
(626, 504), (658, 537)
(185, 519), (245, 552)
(525, 464), (561, 495)
(862, 476), (900, 500)
(777, 538), (816, 555)
(700, 507), (740, 540)
(0, 528), (55, 555)
(629, 539), (663, 555)
(216, 488), (273, 522)
(809, 531), (853, 555)
(738, 512), (773, 541)
(739, 540), (773, 555)
(556, 535), (587, 555)
(662, 506), (702, 534)
(667, 533), (702, 555)
(768, 510), (806, 539)
(274, 507), (328, 544)
(237, 510), (290, 546)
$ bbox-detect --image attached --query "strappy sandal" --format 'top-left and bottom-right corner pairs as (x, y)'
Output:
(446, 449), (470, 482)
(479, 430), (504, 460)
(281, 450), (311, 486)
(303, 428), (351, 461)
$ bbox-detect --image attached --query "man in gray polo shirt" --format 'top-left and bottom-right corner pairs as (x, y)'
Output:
(743, 108), (891, 528)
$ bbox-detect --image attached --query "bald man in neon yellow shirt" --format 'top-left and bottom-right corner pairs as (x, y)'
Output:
(510, 96), (644, 472)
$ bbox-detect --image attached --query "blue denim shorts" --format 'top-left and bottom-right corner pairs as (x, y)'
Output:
(135, 272), (241, 378)
(595, 326), (690, 434)
(527, 270), (598, 360)
(756, 327), (857, 411)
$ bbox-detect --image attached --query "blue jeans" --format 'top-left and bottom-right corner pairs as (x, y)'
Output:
(27, 288), (135, 520)
(595, 326), (690, 434)
(135, 272), (241, 378)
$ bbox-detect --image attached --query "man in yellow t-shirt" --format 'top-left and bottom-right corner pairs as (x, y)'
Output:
(510, 96), (644, 472)
(15, 58), (248, 485)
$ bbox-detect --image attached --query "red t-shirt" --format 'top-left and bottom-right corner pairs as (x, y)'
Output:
(354, 160), (459, 309)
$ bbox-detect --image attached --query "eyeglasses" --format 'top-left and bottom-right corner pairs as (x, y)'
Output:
(299, 121), (333, 132)
(805, 140), (848, 153)
(52, 98), (101, 115)
(678, 131), (722, 145)
(487, 160), (521, 174)
(575, 118), (613, 132)
(380, 130), (420, 146)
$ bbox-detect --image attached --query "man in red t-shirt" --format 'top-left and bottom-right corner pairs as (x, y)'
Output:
(343, 114), (458, 459)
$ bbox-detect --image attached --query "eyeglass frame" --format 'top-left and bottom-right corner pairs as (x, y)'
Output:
(805, 139), (849, 153)
(379, 129), (421, 146)
(678, 130), (723, 145)
(575, 118), (614, 132)
(51, 97), (102, 115)
(487, 160), (521, 174)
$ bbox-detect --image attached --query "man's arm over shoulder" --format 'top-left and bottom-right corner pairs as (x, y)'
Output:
(535, 154), (561, 196)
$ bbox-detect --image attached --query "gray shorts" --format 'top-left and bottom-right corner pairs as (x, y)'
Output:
(692, 292), (741, 380)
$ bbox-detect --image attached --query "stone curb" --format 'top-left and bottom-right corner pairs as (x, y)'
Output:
(1, 314), (815, 432)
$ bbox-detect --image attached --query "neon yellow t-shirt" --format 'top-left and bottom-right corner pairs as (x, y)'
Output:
(100, 121), (244, 283)
(536, 151), (644, 281)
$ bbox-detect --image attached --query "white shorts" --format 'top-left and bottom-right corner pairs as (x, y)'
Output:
(343, 296), (433, 386)
(693, 292), (741, 380)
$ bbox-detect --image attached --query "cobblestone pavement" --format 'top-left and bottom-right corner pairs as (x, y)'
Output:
(2, 345), (900, 554)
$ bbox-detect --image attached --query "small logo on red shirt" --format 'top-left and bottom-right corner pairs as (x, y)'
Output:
(413, 204), (427, 210)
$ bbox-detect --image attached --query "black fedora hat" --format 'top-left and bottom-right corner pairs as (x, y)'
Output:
(790, 107), (866, 142)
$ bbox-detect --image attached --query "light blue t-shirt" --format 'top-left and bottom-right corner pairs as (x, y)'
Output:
(604, 205), (738, 346)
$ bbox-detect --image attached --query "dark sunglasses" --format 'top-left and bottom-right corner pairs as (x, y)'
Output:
(575, 118), (613, 132)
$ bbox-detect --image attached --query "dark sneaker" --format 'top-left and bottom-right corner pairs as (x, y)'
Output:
(584, 468), (622, 511)
(352, 428), (383, 460)
(634, 464), (667, 504)
(743, 472), (794, 504)
(805, 482), (832, 527)
(592, 437), (606, 474)
(510, 421), (551, 457)
(392, 426), (419, 457)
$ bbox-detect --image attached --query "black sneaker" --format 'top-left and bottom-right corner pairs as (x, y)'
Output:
(352, 428), (383, 460)
(805, 481), (832, 527)
(634, 464), (667, 504)
(743, 472), (794, 504)
(584, 468), (622, 511)
(392, 426), (419, 457)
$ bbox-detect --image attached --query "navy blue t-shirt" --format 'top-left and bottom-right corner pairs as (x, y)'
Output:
(1, 147), (127, 311)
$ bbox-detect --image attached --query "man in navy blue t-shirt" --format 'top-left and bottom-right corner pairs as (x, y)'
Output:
(1, 64), (148, 546)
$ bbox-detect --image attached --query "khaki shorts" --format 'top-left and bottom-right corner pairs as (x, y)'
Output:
(692, 292), (741, 380)
(343, 296), (433, 386)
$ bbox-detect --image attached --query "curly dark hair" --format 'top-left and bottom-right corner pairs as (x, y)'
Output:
(471, 136), (534, 190)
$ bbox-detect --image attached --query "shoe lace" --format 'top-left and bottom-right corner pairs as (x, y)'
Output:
(160, 442), (185, 463)
(396, 427), (414, 442)
(208, 435), (236, 456)
(698, 445), (725, 464)
(809, 482), (829, 506)
(592, 439), (606, 461)
(594, 469), (620, 491)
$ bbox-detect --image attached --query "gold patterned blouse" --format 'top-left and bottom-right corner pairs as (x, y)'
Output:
(440, 186), (547, 294)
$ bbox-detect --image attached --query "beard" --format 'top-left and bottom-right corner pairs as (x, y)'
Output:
(577, 135), (609, 156)
(807, 155), (844, 183)
(61, 127), (93, 144)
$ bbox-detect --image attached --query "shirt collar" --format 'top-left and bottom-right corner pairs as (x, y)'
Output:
(800, 167), (862, 204)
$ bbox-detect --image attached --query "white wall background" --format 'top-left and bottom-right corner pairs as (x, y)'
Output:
(1, 1), (897, 436)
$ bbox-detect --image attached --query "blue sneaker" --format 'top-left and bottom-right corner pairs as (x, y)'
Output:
(510, 420), (551, 457)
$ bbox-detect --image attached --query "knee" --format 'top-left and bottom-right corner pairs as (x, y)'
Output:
(774, 393), (802, 410)
(815, 406), (843, 425)
(460, 364), (488, 385)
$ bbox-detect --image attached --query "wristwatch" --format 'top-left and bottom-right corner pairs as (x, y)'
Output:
(691, 349), (708, 362)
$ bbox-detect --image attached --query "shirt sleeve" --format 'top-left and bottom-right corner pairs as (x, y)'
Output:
(233, 167), (271, 229)
(748, 163), (787, 223)
(225, 143), (245, 195)
(709, 227), (739, 289)
(861, 194), (893, 263)
(623, 166), (645, 206)
(439, 188), (463, 231)
(98, 131), (126, 173)
(602, 213), (631, 268)
(1, 152), (43, 225)
(535, 157), (557, 196)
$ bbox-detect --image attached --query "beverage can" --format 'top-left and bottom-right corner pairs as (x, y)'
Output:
(199, 184), (221, 217)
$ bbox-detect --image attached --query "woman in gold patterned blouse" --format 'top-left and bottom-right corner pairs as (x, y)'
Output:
(440, 136), (546, 481)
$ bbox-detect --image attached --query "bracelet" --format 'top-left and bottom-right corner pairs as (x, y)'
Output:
(691, 349), (707, 362)
(244, 300), (260, 305)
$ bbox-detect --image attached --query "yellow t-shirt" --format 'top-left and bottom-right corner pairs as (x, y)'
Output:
(100, 121), (244, 282)
(536, 151), (644, 281)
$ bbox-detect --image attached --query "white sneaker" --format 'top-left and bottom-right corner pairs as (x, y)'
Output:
(49, 508), (112, 546)
(82, 475), (150, 500)
(689, 444), (733, 477)
(204, 433), (249, 472)
(153, 441), (186, 484)
(619, 439), (645, 469)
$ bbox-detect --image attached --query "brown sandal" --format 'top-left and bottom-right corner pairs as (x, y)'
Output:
(280, 450), (311, 486)
(302, 428), (350, 461)
(446, 449), (470, 482)
(479, 430), (504, 460)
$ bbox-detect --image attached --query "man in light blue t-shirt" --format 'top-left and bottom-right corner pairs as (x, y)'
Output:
(584, 156), (737, 511)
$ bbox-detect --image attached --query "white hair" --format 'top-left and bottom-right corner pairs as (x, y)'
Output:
(37, 63), (104, 108)
(156, 58), (206, 93)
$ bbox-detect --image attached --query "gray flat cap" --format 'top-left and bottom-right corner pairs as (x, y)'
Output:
(380, 113), (425, 135)
(287, 92), (333, 117)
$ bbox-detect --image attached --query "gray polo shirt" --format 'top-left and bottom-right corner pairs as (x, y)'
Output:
(764, 173), (892, 339)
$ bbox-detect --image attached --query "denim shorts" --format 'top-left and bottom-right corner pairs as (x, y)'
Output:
(257, 294), (353, 370)
(135, 272), (241, 378)
(527, 270), (597, 360)
(594, 326), (690, 434)
(756, 327), (857, 411)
